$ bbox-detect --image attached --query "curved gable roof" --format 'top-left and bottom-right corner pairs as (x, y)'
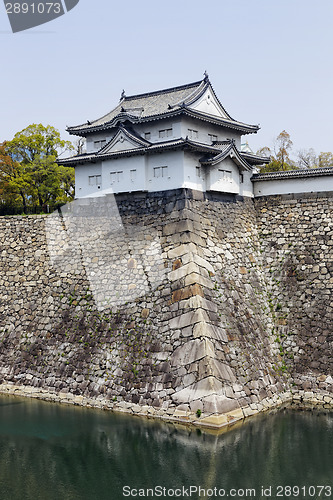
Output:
(67, 76), (259, 136)
(68, 80), (205, 134)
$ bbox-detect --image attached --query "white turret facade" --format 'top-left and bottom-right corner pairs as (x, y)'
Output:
(59, 75), (269, 198)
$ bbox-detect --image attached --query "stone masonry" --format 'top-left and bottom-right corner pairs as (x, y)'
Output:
(0, 189), (332, 430)
(256, 192), (333, 396)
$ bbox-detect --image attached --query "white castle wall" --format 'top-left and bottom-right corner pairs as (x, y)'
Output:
(146, 150), (184, 192)
(75, 161), (103, 197)
(207, 157), (240, 194)
(253, 175), (333, 197)
(240, 170), (254, 198)
(180, 116), (241, 147)
(75, 150), (253, 199)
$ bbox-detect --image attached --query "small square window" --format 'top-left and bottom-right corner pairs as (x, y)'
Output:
(154, 166), (168, 178)
(188, 129), (198, 140)
(144, 132), (151, 140)
(208, 134), (218, 143)
(89, 175), (102, 186)
(218, 169), (232, 182)
(159, 128), (172, 138)
(110, 171), (123, 184)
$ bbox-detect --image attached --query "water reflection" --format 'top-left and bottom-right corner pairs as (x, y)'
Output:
(0, 395), (332, 500)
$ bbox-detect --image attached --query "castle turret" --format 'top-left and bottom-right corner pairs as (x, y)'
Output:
(59, 75), (269, 198)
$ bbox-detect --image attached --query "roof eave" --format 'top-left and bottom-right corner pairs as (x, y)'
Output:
(58, 138), (222, 166)
(241, 152), (271, 165)
(67, 108), (259, 137)
(252, 167), (333, 182)
(200, 144), (253, 171)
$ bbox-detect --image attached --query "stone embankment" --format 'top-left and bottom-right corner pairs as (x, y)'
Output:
(256, 192), (333, 396)
(0, 189), (332, 429)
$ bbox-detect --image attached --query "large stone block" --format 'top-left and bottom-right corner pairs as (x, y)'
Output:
(170, 338), (215, 367)
(167, 243), (198, 259)
(163, 220), (194, 236)
(198, 357), (236, 382)
(171, 376), (224, 403)
(185, 272), (214, 289)
(169, 308), (209, 330)
(182, 252), (215, 274)
(202, 395), (240, 414)
(168, 262), (201, 281)
(171, 287), (193, 303)
(193, 322), (228, 342)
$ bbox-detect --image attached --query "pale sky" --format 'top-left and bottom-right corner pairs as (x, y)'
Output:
(1, 0), (332, 159)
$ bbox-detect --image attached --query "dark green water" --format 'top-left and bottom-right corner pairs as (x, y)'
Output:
(0, 395), (332, 500)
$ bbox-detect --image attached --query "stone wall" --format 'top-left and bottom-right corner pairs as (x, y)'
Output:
(256, 192), (333, 395)
(0, 189), (332, 429)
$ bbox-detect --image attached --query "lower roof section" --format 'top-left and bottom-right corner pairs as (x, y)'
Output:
(58, 138), (221, 167)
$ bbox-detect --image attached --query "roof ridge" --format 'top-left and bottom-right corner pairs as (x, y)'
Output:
(123, 79), (204, 101)
(170, 80), (207, 108)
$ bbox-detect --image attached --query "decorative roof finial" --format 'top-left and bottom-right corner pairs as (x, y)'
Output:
(204, 70), (209, 81)
(120, 89), (126, 100)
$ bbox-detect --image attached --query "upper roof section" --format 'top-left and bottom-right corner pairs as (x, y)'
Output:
(67, 74), (260, 136)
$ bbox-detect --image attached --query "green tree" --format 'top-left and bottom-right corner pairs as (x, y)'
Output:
(25, 155), (75, 210)
(0, 142), (30, 212)
(0, 124), (74, 213)
(7, 123), (71, 164)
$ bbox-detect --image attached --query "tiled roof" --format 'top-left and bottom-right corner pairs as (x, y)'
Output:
(67, 77), (259, 136)
(98, 124), (150, 155)
(68, 80), (206, 134)
(241, 151), (270, 165)
(58, 138), (221, 167)
(200, 140), (253, 171)
(182, 109), (258, 134)
(252, 167), (333, 181)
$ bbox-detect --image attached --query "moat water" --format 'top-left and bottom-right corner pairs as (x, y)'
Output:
(0, 395), (332, 500)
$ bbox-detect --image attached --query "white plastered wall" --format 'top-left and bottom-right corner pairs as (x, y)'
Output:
(146, 150), (184, 192)
(133, 119), (182, 144)
(75, 162), (103, 197)
(86, 132), (115, 153)
(206, 157), (240, 194)
(101, 156), (146, 193)
(183, 151), (206, 191)
(187, 86), (229, 119)
(253, 175), (333, 197)
(180, 116), (241, 147)
(239, 169), (254, 198)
